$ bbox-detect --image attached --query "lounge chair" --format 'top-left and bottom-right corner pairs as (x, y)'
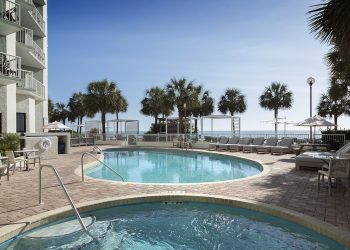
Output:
(242, 137), (265, 153)
(318, 157), (350, 196)
(26, 148), (42, 167)
(208, 136), (229, 151)
(5, 151), (27, 172)
(256, 137), (278, 154)
(295, 143), (350, 170)
(229, 137), (251, 152)
(270, 138), (294, 155)
(217, 136), (239, 151)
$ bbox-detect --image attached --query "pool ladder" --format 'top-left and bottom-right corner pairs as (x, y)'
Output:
(81, 152), (125, 182)
(38, 164), (96, 241)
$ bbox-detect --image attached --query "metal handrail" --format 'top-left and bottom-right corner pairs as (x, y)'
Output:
(81, 152), (124, 182)
(38, 164), (96, 241)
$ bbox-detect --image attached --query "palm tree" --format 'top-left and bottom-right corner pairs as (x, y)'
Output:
(140, 87), (173, 133)
(48, 98), (55, 122)
(259, 82), (293, 136)
(166, 77), (197, 133)
(67, 92), (86, 133)
(85, 79), (120, 139)
(325, 49), (350, 85)
(110, 89), (128, 134)
(54, 102), (69, 125)
(308, 0), (350, 62)
(317, 81), (349, 130)
(189, 89), (214, 133)
(218, 88), (247, 116)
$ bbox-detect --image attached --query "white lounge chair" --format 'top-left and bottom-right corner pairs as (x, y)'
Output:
(256, 137), (278, 154)
(296, 143), (350, 170)
(270, 138), (294, 155)
(0, 159), (9, 180)
(209, 136), (229, 151)
(217, 136), (239, 151)
(229, 138), (251, 152)
(242, 137), (265, 153)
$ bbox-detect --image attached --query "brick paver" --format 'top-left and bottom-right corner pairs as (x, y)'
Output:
(0, 146), (349, 232)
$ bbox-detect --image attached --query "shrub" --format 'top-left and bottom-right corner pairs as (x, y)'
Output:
(0, 133), (20, 155)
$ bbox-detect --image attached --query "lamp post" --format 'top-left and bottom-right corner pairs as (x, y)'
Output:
(307, 77), (315, 142)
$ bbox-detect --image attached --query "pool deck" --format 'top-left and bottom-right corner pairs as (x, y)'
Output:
(0, 145), (349, 234)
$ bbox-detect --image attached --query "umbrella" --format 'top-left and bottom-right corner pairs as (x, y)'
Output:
(43, 121), (71, 131)
(297, 115), (335, 142)
(261, 117), (298, 136)
(297, 115), (335, 127)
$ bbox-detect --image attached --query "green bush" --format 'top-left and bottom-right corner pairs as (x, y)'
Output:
(0, 133), (20, 155)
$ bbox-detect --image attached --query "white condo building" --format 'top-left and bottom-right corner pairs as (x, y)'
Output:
(0, 0), (47, 134)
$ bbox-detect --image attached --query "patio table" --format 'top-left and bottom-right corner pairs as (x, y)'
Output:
(0, 156), (10, 181)
(14, 149), (38, 171)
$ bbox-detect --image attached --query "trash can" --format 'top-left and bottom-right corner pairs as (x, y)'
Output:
(58, 143), (65, 154)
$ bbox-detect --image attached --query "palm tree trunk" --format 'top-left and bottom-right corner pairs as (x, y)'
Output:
(194, 119), (198, 133)
(79, 116), (83, 134)
(101, 112), (106, 141)
(116, 112), (119, 135)
(274, 109), (278, 137)
(334, 115), (338, 130)
(76, 119), (79, 133)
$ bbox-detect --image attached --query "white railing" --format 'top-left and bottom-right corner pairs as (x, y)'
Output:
(17, 70), (45, 98)
(0, 0), (20, 25)
(0, 52), (21, 79)
(16, 27), (45, 65)
(16, 27), (33, 46)
(28, 5), (45, 33)
(32, 39), (45, 64)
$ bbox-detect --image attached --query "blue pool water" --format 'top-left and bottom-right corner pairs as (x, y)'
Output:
(85, 148), (263, 183)
(0, 202), (345, 249)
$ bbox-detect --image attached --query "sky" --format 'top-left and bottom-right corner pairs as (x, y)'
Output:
(47, 0), (347, 132)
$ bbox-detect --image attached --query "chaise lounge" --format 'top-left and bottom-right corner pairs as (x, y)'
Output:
(296, 143), (350, 170)
(229, 137), (251, 152)
(270, 138), (294, 155)
(256, 137), (278, 154)
(242, 137), (265, 153)
(217, 136), (240, 151)
(208, 136), (229, 151)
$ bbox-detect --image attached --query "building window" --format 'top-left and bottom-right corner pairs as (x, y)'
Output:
(16, 113), (26, 133)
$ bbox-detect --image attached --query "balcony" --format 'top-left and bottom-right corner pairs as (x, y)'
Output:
(16, 27), (45, 69)
(16, 70), (45, 100)
(0, 52), (21, 85)
(20, 2), (45, 37)
(0, 0), (21, 36)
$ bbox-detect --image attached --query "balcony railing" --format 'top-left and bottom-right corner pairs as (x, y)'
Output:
(16, 27), (45, 65)
(16, 27), (33, 46)
(17, 70), (45, 98)
(28, 5), (44, 33)
(0, 52), (21, 79)
(0, 0), (20, 25)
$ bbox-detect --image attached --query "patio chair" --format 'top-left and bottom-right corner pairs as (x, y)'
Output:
(5, 151), (26, 173)
(208, 136), (229, 151)
(229, 137), (251, 152)
(173, 136), (182, 148)
(295, 143), (350, 170)
(26, 148), (42, 167)
(270, 138), (294, 155)
(242, 137), (265, 153)
(217, 136), (239, 151)
(318, 158), (350, 196)
(0, 160), (8, 180)
(256, 137), (278, 154)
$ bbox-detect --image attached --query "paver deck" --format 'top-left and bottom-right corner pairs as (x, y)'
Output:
(0, 146), (349, 233)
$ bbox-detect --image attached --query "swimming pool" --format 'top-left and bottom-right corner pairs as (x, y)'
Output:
(0, 201), (345, 249)
(85, 148), (263, 183)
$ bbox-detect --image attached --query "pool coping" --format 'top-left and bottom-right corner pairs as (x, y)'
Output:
(0, 193), (349, 248)
(75, 147), (271, 186)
